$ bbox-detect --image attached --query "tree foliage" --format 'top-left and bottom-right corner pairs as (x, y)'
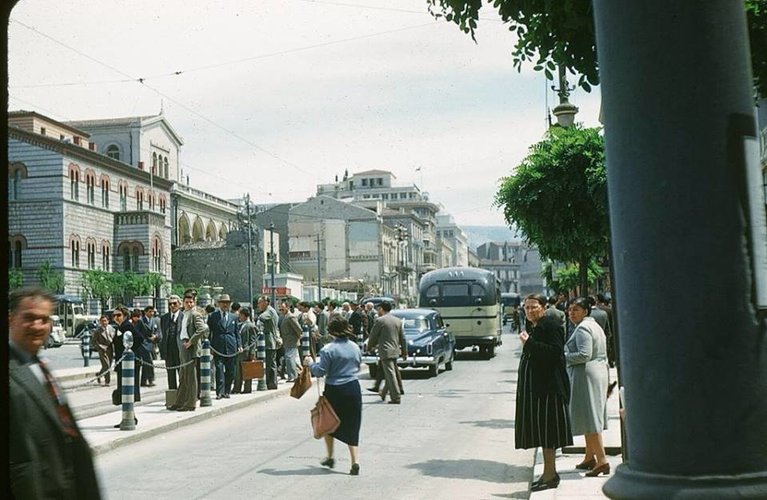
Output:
(495, 125), (608, 293)
(428, 0), (767, 96)
(81, 270), (165, 301)
(9, 268), (24, 290)
(36, 260), (65, 293)
(544, 260), (604, 295)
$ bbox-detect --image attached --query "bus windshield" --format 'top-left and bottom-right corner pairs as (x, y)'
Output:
(422, 281), (493, 307)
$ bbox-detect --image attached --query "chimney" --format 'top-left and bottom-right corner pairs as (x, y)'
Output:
(138, 161), (144, 170)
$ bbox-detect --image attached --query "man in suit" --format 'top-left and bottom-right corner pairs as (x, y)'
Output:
(9, 287), (102, 499)
(313, 301), (329, 351)
(349, 300), (365, 347)
(233, 306), (258, 394)
(170, 292), (209, 411)
(256, 295), (282, 390)
(139, 305), (159, 387)
(208, 294), (242, 399)
(544, 296), (567, 339)
(159, 294), (184, 390)
(367, 300), (407, 404)
(112, 307), (143, 427)
(278, 301), (303, 382)
(595, 293), (617, 368)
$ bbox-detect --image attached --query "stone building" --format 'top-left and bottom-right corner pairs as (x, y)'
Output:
(8, 111), (173, 297)
(476, 241), (544, 295)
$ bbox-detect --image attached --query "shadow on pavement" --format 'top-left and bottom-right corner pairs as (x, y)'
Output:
(406, 459), (529, 483)
(491, 492), (529, 499)
(459, 418), (515, 429)
(258, 466), (336, 476)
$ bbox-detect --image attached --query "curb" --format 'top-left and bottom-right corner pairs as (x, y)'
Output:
(90, 385), (291, 455)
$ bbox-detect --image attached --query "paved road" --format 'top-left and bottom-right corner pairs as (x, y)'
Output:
(42, 338), (102, 370)
(95, 329), (534, 500)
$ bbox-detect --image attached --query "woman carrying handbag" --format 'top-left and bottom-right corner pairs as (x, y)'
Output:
(303, 316), (362, 476)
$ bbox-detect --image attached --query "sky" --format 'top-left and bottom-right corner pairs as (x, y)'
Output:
(8, 0), (602, 227)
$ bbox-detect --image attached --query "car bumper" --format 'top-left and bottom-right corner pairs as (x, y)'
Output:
(362, 355), (440, 367)
(454, 336), (500, 349)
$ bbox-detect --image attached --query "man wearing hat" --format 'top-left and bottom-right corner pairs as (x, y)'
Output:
(207, 294), (242, 399)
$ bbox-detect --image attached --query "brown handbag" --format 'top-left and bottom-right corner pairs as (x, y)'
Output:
(290, 366), (313, 399)
(310, 380), (340, 439)
(240, 360), (264, 380)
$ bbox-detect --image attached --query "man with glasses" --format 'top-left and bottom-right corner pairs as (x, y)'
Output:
(112, 306), (142, 427)
(160, 295), (184, 390)
(9, 287), (103, 499)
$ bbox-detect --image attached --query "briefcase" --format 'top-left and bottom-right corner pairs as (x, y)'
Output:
(240, 360), (264, 380)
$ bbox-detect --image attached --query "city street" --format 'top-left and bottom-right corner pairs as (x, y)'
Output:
(93, 328), (534, 500)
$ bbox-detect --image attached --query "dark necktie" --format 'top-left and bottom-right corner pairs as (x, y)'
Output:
(37, 358), (79, 438)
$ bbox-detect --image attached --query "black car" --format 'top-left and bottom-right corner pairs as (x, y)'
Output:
(363, 308), (456, 378)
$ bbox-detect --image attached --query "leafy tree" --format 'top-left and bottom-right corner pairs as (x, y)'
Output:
(171, 282), (198, 298)
(428, 0), (767, 96)
(36, 260), (65, 293)
(9, 268), (24, 290)
(495, 125), (608, 294)
(544, 261), (604, 296)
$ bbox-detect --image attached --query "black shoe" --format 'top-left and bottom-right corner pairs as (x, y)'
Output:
(113, 417), (138, 428)
(223, 394), (230, 399)
(530, 473), (560, 492)
(320, 457), (335, 469)
(366, 387), (380, 393)
(216, 395), (223, 400)
(350, 463), (360, 476)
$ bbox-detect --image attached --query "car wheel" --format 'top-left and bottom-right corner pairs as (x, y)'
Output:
(445, 350), (454, 371)
(428, 362), (438, 378)
(368, 364), (378, 379)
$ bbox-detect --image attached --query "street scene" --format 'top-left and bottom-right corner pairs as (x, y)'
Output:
(6, 1), (767, 499)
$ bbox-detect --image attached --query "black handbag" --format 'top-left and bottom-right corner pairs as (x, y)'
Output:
(112, 388), (120, 406)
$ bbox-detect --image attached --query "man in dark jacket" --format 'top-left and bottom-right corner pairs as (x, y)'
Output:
(159, 295), (184, 390)
(9, 287), (102, 499)
(208, 294), (241, 399)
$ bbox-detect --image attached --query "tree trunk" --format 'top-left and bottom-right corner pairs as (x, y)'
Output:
(579, 257), (590, 297)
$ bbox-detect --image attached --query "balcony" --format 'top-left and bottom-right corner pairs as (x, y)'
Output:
(115, 210), (165, 226)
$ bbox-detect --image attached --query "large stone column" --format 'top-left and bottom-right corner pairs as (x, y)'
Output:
(593, 1), (767, 497)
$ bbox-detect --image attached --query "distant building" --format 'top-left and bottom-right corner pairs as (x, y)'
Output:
(436, 213), (469, 267)
(476, 241), (544, 295)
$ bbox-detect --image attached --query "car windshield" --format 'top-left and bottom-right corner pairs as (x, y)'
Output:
(402, 318), (429, 333)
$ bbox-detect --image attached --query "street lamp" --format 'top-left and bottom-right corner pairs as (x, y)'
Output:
(269, 222), (276, 306)
(551, 66), (579, 127)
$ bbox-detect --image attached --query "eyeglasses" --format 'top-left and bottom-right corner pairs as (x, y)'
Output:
(169, 302), (179, 306)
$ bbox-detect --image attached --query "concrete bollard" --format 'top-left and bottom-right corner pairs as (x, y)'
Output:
(120, 351), (136, 431)
(81, 328), (91, 367)
(301, 323), (310, 358)
(200, 339), (212, 407)
(256, 323), (267, 392)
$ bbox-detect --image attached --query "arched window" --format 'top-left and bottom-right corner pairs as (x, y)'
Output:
(86, 239), (96, 269)
(14, 240), (23, 268)
(102, 241), (111, 271)
(152, 152), (158, 176)
(136, 188), (144, 211)
(131, 246), (140, 271)
(152, 237), (162, 272)
(159, 195), (167, 214)
(101, 176), (110, 208)
(164, 156), (169, 178)
(148, 191), (155, 211)
(70, 169), (80, 200)
(106, 144), (120, 160)
(85, 172), (96, 205)
(70, 236), (81, 267)
(119, 182), (128, 211)
(9, 167), (25, 201)
(122, 246), (131, 271)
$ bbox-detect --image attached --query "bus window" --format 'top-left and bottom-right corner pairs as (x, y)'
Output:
(443, 284), (469, 297)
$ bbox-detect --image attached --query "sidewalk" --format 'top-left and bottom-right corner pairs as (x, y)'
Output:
(530, 368), (623, 499)
(55, 364), (293, 455)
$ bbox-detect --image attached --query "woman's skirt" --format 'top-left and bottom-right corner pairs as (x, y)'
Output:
(515, 356), (573, 449)
(324, 380), (362, 446)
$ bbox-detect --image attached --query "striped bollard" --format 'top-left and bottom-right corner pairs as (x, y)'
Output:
(200, 338), (212, 407)
(120, 350), (136, 431)
(301, 323), (311, 358)
(256, 328), (267, 392)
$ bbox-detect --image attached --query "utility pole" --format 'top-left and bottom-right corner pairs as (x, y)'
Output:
(269, 222), (276, 306)
(244, 193), (253, 304)
(593, 2), (767, 498)
(316, 235), (322, 303)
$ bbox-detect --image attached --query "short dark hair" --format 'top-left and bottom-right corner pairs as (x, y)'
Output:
(568, 297), (592, 315)
(328, 316), (355, 341)
(597, 293), (610, 304)
(524, 293), (548, 308)
(239, 306), (251, 318)
(548, 296), (558, 305)
(205, 305), (215, 314)
(143, 305), (155, 313)
(231, 302), (241, 311)
(9, 287), (55, 313)
(183, 292), (195, 300)
(184, 288), (198, 297)
(299, 301), (311, 309)
(256, 295), (270, 305)
(130, 309), (142, 319)
(379, 300), (393, 312)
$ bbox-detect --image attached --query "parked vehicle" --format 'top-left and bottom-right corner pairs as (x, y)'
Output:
(501, 292), (521, 326)
(418, 267), (502, 359)
(359, 296), (398, 309)
(53, 294), (100, 338)
(363, 308), (455, 378)
(45, 315), (65, 348)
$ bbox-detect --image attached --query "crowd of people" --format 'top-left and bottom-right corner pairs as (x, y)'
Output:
(514, 292), (616, 492)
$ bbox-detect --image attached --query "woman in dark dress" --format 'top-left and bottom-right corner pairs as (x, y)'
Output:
(515, 293), (573, 492)
(304, 316), (363, 475)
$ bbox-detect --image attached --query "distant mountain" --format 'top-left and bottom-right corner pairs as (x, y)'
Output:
(463, 225), (524, 250)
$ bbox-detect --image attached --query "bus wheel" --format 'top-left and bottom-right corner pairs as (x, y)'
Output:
(488, 344), (496, 359)
(428, 363), (439, 378)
